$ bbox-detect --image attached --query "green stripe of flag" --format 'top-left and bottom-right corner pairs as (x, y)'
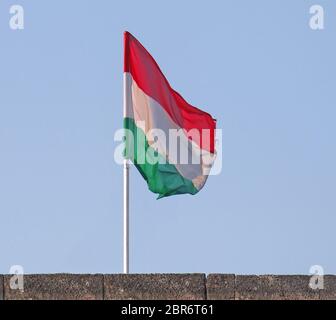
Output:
(124, 117), (198, 199)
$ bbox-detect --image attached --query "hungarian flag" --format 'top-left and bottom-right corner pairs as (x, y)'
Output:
(124, 32), (216, 199)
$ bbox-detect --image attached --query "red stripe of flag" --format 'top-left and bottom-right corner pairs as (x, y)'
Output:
(124, 31), (216, 154)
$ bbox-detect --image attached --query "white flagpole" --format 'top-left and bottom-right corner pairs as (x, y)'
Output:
(123, 73), (130, 274)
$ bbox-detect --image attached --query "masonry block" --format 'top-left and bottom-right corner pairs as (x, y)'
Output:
(319, 275), (336, 300)
(0, 275), (3, 300)
(280, 275), (319, 300)
(4, 274), (103, 300)
(235, 275), (284, 300)
(104, 274), (206, 300)
(235, 275), (320, 300)
(206, 274), (235, 300)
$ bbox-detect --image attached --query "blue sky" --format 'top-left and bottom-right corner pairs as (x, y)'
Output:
(0, 0), (335, 275)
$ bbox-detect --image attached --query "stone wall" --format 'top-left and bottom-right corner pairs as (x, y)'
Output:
(0, 274), (333, 300)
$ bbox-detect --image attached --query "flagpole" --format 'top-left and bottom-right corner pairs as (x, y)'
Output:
(123, 73), (130, 274)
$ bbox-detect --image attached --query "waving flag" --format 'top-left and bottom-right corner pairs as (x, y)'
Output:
(124, 32), (216, 199)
